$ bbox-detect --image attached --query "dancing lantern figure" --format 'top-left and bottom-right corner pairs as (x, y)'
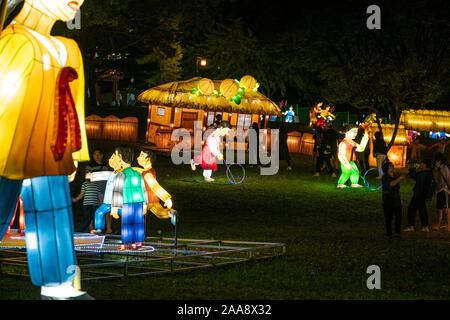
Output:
(337, 125), (369, 188)
(0, 0), (90, 299)
(309, 102), (323, 126)
(110, 147), (149, 250)
(137, 150), (176, 221)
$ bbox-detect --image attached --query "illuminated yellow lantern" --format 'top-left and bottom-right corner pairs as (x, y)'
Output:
(198, 78), (214, 95)
(240, 75), (257, 90)
(0, 2), (89, 180)
(220, 79), (239, 98)
(0, 0), (91, 300)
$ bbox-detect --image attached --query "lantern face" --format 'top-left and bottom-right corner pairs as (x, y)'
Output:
(137, 151), (151, 168)
(346, 128), (358, 140)
(29, 0), (84, 22)
(109, 152), (123, 171)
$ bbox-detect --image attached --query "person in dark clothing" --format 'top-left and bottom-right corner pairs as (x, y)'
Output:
(251, 122), (261, 166)
(404, 159), (433, 232)
(314, 128), (336, 177)
(381, 161), (407, 238)
(313, 126), (324, 170)
(373, 131), (388, 179)
(279, 124), (292, 170)
(326, 126), (339, 170)
(355, 127), (370, 174)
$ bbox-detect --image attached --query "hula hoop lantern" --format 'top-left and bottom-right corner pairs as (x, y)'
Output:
(224, 161), (246, 185)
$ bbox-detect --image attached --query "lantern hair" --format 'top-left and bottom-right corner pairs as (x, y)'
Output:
(115, 146), (134, 164)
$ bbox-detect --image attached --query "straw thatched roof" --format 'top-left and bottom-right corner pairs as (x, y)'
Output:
(138, 77), (281, 116)
(400, 109), (450, 132)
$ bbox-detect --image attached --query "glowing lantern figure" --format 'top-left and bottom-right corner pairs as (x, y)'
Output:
(283, 106), (296, 123)
(137, 150), (176, 222)
(0, 0), (90, 299)
(109, 147), (149, 250)
(337, 125), (369, 188)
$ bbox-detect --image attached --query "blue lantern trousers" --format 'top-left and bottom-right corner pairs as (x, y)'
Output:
(0, 176), (76, 287)
(121, 203), (145, 244)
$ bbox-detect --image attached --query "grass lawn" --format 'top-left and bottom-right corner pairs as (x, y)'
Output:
(0, 140), (449, 300)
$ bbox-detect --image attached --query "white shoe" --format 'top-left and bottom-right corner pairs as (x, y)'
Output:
(351, 184), (364, 188)
(204, 177), (214, 182)
(190, 159), (196, 171)
(337, 184), (347, 189)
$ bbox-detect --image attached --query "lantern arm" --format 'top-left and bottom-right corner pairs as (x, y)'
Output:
(144, 172), (172, 205)
(111, 171), (125, 209)
(140, 174), (149, 205)
(0, 32), (34, 107)
(356, 132), (369, 152)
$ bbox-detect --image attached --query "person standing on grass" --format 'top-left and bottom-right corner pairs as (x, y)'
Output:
(373, 131), (388, 180)
(72, 175), (102, 233)
(404, 159), (433, 232)
(279, 124), (292, 170)
(382, 161), (407, 238)
(314, 128), (336, 177)
(432, 157), (450, 232)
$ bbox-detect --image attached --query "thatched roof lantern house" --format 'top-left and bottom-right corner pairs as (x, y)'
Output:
(138, 76), (281, 151)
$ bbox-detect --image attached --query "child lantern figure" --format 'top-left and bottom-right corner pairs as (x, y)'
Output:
(0, 0), (91, 299)
(109, 147), (149, 250)
(137, 150), (177, 223)
(190, 121), (232, 182)
(337, 125), (370, 188)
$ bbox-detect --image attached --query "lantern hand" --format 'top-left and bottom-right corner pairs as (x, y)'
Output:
(111, 207), (120, 220)
(164, 199), (173, 210)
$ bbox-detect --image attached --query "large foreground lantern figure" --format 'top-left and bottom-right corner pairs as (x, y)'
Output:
(0, 0), (91, 299)
(337, 125), (369, 188)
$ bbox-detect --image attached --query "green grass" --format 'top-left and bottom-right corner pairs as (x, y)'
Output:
(1, 140), (449, 300)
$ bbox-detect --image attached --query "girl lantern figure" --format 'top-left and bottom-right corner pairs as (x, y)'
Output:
(137, 150), (176, 221)
(110, 147), (149, 250)
(0, 0), (90, 299)
(337, 125), (369, 188)
(190, 121), (232, 182)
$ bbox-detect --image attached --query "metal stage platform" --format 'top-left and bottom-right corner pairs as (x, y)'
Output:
(0, 234), (286, 282)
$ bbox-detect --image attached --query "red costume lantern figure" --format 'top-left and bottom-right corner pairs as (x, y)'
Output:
(137, 150), (176, 223)
(337, 125), (369, 188)
(190, 121), (232, 182)
(0, 0), (91, 300)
